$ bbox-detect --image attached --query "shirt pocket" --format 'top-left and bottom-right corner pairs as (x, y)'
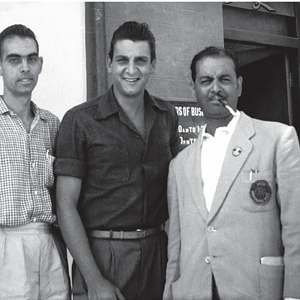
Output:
(43, 153), (55, 188)
(89, 144), (129, 183)
(240, 169), (276, 212)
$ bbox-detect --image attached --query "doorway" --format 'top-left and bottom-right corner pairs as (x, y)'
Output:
(225, 41), (292, 125)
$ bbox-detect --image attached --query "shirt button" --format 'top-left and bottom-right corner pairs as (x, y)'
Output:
(34, 191), (38, 195)
(205, 256), (211, 264)
(207, 226), (216, 233)
(32, 163), (35, 168)
(32, 217), (37, 222)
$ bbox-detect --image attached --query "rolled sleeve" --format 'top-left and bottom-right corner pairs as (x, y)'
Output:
(54, 110), (87, 179)
(54, 157), (86, 179)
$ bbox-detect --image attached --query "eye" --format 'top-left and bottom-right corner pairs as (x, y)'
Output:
(116, 58), (127, 64)
(9, 57), (20, 64)
(137, 58), (147, 62)
(135, 57), (148, 65)
(200, 78), (212, 85)
(29, 56), (38, 62)
(220, 77), (231, 83)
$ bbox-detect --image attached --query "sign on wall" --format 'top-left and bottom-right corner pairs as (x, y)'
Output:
(171, 101), (206, 147)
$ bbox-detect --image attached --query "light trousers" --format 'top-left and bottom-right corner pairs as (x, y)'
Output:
(0, 222), (71, 300)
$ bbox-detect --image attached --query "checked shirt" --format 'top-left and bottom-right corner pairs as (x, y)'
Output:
(0, 97), (59, 227)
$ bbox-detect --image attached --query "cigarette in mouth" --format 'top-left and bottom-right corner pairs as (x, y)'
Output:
(218, 99), (237, 117)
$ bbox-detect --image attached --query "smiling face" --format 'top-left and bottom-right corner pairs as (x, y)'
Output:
(0, 36), (43, 98)
(107, 39), (156, 100)
(193, 56), (242, 120)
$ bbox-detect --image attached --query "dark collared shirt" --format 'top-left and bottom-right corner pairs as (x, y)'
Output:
(54, 87), (180, 231)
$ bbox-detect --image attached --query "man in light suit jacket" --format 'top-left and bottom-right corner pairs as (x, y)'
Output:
(163, 46), (300, 300)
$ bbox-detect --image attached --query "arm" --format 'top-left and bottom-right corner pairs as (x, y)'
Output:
(56, 176), (124, 300)
(276, 127), (300, 299)
(163, 162), (181, 300)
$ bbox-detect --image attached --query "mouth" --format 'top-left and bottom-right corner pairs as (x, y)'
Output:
(123, 77), (140, 83)
(19, 78), (33, 83)
(217, 98), (227, 106)
(209, 97), (226, 104)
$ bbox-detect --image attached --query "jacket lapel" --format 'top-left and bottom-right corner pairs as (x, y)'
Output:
(207, 113), (255, 222)
(184, 132), (209, 221)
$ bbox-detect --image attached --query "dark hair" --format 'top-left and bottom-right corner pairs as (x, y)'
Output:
(108, 21), (156, 62)
(190, 46), (240, 82)
(0, 24), (39, 59)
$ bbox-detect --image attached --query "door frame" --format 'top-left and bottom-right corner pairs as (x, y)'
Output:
(223, 3), (300, 133)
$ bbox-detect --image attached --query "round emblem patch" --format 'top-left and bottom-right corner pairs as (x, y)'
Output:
(249, 180), (272, 205)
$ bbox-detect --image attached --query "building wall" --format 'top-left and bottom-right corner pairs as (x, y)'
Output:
(0, 2), (224, 118)
(104, 2), (224, 102)
(0, 2), (86, 120)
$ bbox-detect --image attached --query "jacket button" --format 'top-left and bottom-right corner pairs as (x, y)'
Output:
(207, 226), (216, 233)
(205, 256), (211, 264)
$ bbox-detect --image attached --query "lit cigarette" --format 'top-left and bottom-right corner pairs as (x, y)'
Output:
(218, 99), (237, 117)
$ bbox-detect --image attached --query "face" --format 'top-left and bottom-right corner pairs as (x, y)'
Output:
(107, 39), (155, 99)
(0, 36), (43, 98)
(193, 56), (242, 119)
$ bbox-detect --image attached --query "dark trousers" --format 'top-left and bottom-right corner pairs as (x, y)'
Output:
(72, 230), (167, 300)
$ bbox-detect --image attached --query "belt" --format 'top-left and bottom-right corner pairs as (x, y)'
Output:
(87, 224), (165, 240)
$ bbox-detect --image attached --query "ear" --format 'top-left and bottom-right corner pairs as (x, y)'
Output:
(106, 55), (113, 74)
(191, 80), (196, 98)
(150, 59), (156, 75)
(237, 76), (243, 97)
(38, 57), (43, 74)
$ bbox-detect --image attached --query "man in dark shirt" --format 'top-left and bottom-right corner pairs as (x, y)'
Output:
(54, 21), (180, 300)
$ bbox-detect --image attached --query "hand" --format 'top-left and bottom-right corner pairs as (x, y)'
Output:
(87, 278), (125, 300)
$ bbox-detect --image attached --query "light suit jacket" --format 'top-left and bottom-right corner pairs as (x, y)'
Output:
(164, 112), (300, 300)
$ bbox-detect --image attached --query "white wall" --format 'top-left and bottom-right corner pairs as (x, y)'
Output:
(0, 2), (86, 120)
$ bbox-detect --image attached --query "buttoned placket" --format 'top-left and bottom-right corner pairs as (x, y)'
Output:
(118, 101), (158, 224)
(11, 110), (41, 222)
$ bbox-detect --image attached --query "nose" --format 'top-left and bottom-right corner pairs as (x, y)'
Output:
(126, 60), (137, 74)
(20, 59), (30, 72)
(211, 80), (221, 94)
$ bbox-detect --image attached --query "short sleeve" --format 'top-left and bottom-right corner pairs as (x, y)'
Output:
(54, 110), (86, 179)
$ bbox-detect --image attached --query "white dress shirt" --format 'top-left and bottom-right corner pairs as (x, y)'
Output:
(201, 111), (240, 212)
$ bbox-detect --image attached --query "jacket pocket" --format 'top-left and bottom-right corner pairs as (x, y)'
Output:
(240, 169), (276, 212)
(259, 262), (284, 300)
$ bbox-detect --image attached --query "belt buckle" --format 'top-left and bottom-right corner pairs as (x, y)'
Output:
(136, 229), (146, 238)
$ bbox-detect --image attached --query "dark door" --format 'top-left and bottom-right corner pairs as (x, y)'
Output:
(225, 41), (292, 125)
(238, 52), (291, 125)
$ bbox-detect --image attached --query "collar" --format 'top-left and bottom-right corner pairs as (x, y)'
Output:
(0, 96), (48, 121)
(201, 110), (241, 142)
(94, 86), (167, 120)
